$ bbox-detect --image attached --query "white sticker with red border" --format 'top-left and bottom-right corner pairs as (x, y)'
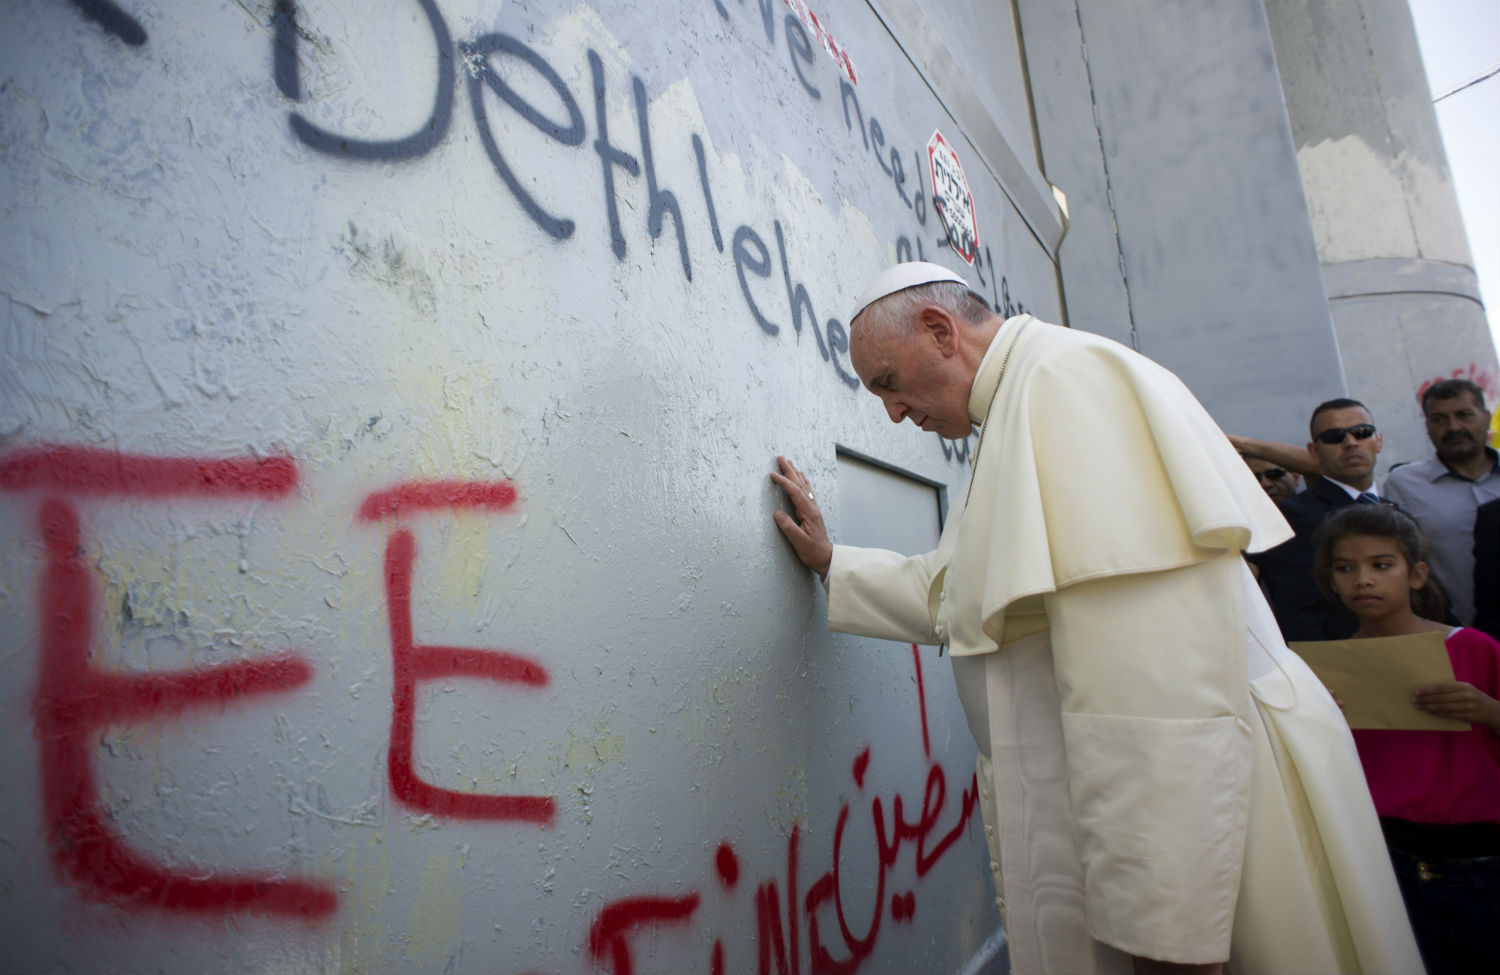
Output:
(926, 130), (979, 266)
(783, 0), (857, 85)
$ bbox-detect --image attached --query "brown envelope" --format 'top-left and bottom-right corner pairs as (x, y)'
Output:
(1289, 632), (1469, 731)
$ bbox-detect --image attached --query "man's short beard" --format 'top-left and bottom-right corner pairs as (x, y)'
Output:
(1438, 435), (1480, 463)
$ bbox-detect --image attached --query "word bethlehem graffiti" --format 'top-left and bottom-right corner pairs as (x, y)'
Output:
(2, 445), (983, 973)
(64, 0), (1033, 463)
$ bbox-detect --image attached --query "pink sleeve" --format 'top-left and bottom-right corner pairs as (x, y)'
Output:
(1447, 627), (1500, 698)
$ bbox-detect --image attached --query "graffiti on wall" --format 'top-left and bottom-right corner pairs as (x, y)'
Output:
(1416, 363), (1499, 406)
(2, 446), (336, 917)
(587, 643), (981, 975)
(29, 0), (1005, 960)
(61, 0), (1022, 463)
(3, 446), (982, 969)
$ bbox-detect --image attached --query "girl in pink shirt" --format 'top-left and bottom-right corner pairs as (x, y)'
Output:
(1314, 503), (1500, 974)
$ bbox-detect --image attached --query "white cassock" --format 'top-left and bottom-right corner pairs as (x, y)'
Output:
(826, 316), (1422, 973)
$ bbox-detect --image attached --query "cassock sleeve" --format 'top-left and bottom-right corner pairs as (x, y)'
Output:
(826, 544), (941, 645)
(1041, 552), (1253, 965)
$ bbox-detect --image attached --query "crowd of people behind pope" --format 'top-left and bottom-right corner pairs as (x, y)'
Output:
(1232, 378), (1500, 973)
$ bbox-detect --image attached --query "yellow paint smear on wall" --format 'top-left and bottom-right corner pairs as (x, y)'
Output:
(338, 832), (395, 975)
(405, 849), (463, 969)
(563, 715), (626, 773)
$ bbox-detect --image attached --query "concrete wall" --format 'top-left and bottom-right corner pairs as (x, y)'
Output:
(0, 1), (1061, 971)
(1266, 0), (1497, 468)
(1017, 0), (1347, 446)
(4, 1), (1478, 971)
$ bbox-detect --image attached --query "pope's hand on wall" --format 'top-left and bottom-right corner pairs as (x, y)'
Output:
(770, 455), (833, 577)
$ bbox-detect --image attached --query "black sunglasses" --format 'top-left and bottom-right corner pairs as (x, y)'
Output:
(1259, 467), (1288, 481)
(1313, 423), (1377, 445)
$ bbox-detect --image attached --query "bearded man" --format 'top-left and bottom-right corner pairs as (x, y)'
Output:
(770, 262), (1419, 974)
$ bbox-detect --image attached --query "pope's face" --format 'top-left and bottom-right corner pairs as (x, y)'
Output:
(849, 317), (974, 439)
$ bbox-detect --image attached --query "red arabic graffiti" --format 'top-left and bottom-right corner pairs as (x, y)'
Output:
(1416, 363), (1499, 405)
(587, 645), (982, 975)
(1, 446), (335, 918)
(589, 894), (705, 975)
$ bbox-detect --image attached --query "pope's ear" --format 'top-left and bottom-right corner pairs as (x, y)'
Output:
(917, 304), (959, 355)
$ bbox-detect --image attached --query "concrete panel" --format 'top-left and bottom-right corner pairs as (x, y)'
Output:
(0, 0), (1058, 970)
(1013, 0), (1133, 346)
(1019, 0), (1346, 444)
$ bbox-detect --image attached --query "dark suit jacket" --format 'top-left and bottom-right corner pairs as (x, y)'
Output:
(1248, 477), (1361, 642)
(1474, 497), (1500, 641)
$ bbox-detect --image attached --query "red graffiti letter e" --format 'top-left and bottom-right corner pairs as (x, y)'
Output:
(362, 481), (553, 824)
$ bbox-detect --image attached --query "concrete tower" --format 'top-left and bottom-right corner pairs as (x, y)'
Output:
(1267, 0), (1496, 466)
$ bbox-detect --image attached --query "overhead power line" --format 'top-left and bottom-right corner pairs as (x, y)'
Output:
(1434, 62), (1500, 102)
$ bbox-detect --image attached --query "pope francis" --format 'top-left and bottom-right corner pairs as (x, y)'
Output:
(770, 263), (1421, 974)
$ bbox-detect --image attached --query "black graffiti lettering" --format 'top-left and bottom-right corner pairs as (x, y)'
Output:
(753, 0), (778, 44)
(286, 0), (453, 160)
(895, 236), (915, 264)
(891, 148), (909, 207)
(633, 77), (692, 280)
(692, 134), (724, 253)
(68, 0), (147, 47)
(912, 151), (926, 226)
(775, 221), (829, 361)
(839, 81), (868, 150)
(733, 226), (778, 336)
(589, 50), (642, 261)
(938, 434), (973, 464)
(67, 0), (950, 401)
(973, 242), (987, 290)
(463, 34), (584, 241)
(868, 118), (892, 176)
(785, 17), (820, 100)
(984, 246), (1001, 312)
(1000, 276), (1014, 318)
(826, 320), (860, 390)
(272, 1), (300, 100)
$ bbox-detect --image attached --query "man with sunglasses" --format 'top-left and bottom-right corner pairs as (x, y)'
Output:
(1244, 456), (1301, 501)
(1382, 379), (1500, 626)
(1248, 398), (1384, 641)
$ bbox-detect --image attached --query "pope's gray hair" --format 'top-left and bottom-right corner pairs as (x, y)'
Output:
(852, 281), (993, 340)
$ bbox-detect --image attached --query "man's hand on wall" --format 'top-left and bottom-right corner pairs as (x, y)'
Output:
(770, 455), (833, 577)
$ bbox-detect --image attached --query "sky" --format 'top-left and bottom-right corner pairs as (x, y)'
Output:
(1407, 0), (1500, 351)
